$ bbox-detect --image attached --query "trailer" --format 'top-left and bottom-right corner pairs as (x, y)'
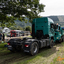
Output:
(7, 17), (64, 55)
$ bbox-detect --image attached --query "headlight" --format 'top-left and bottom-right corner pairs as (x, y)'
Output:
(57, 37), (58, 39)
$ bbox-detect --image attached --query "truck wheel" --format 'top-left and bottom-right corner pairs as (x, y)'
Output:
(62, 36), (64, 42)
(49, 40), (54, 48)
(30, 42), (39, 55)
(59, 39), (62, 43)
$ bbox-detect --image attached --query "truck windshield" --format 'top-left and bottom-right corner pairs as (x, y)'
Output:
(51, 23), (54, 28)
(54, 24), (58, 29)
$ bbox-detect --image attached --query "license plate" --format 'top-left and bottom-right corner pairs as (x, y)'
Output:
(8, 45), (12, 47)
(8, 45), (12, 50)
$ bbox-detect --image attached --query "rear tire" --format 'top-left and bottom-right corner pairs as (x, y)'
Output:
(49, 39), (54, 48)
(30, 42), (39, 55)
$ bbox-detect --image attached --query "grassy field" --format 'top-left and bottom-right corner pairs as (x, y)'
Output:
(0, 42), (64, 64)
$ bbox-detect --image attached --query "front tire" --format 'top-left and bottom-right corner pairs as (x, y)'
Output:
(59, 38), (62, 43)
(30, 42), (39, 55)
(62, 36), (64, 42)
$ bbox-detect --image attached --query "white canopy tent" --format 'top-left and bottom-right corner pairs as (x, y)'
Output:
(2, 27), (11, 33)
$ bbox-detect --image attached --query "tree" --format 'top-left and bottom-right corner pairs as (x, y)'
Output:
(0, 0), (45, 27)
(0, 14), (16, 28)
(25, 26), (31, 31)
(10, 26), (17, 30)
(16, 26), (23, 30)
(10, 26), (23, 30)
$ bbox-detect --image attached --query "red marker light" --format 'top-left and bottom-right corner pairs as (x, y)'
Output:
(25, 45), (29, 47)
(8, 43), (10, 45)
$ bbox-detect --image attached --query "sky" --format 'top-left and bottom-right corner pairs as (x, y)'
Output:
(39, 0), (64, 16)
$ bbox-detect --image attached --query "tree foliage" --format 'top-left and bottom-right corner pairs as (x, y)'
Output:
(10, 26), (23, 30)
(0, 0), (45, 27)
(25, 26), (31, 31)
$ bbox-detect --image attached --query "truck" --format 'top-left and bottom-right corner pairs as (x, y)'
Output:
(7, 17), (64, 55)
(54, 24), (64, 43)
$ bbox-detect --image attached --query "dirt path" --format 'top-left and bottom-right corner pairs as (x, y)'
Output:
(0, 50), (30, 64)
(0, 43), (63, 64)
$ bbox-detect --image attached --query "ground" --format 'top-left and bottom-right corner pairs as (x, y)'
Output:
(0, 42), (64, 64)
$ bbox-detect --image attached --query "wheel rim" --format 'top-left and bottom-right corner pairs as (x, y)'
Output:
(33, 45), (37, 53)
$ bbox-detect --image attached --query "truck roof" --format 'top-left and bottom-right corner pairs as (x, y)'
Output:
(33, 17), (54, 23)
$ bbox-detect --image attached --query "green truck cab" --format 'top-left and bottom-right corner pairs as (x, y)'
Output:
(32, 17), (54, 39)
(32, 17), (64, 43)
(54, 24), (62, 42)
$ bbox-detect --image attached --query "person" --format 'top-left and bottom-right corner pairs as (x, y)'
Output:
(2, 33), (5, 41)
(0, 33), (2, 41)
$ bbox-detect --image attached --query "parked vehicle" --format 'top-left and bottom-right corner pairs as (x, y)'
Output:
(10, 30), (25, 37)
(54, 24), (63, 43)
(7, 17), (64, 55)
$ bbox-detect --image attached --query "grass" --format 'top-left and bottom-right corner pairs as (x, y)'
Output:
(12, 42), (64, 64)
(0, 42), (7, 51)
(0, 42), (10, 57)
(0, 43), (7, 48)
(0, 41), (64, 64)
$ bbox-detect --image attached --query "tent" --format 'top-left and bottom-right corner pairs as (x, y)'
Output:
(2, 27), (10, 33)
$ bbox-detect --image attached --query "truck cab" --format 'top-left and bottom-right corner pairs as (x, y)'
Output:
(54, 24), (62, 43)
(32, 17), (55, 41)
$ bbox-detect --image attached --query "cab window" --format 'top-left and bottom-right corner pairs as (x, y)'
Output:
(51, 23), (54, 28)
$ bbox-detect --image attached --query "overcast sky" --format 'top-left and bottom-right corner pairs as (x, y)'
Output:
(39, 0), (64, 16)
